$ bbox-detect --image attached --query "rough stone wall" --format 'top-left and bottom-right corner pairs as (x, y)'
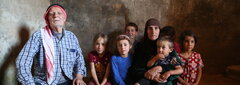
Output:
(50, 0), (172, 62)
(50, 0), (240, 75)
(166, 0), (240, 74)
(0, 0), (49, 84)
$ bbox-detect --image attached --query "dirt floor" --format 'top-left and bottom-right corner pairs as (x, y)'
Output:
(199, 74), (240, 85)
(84, 73), (240, 85)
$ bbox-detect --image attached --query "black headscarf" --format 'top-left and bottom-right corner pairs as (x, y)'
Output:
(133, 18), (161, 68)
(129, 18), (161, 81)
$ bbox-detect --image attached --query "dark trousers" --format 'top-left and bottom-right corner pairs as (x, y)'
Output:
(138, 78), (167, 85)
(35, 80), (72, 85)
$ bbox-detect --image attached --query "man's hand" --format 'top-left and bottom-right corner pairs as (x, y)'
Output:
(73, 74), (86, 85)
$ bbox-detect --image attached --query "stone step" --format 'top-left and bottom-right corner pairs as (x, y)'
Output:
(225, 65), (240, 80)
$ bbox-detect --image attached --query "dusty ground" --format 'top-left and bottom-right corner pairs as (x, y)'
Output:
(199, 74), (240, 85)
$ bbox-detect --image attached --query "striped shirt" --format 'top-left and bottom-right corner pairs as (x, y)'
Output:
(16, 28), (86, 85)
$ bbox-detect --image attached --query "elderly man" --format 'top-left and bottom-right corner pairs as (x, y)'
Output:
(16, 4), (86, 85)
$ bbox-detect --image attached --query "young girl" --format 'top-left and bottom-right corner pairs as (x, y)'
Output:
(177, 30), (204, 85)
(111, 35), (133, 85)
(88, 33), (112, 85)
(136, 37), (183, 85)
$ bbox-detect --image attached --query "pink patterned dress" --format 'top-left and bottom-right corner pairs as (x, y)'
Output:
(179, 52), (204, 84)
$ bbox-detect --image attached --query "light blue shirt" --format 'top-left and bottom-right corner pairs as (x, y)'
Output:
(16, 28), (86, 85)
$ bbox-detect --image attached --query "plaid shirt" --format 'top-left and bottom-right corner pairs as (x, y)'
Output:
(16, 29), (86, 85)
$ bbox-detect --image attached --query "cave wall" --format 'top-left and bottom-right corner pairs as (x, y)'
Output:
(0, 0), (50, 84)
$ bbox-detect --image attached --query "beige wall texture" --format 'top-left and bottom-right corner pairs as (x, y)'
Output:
(0, 0), (49, 84)
(0, 0), (240, 84)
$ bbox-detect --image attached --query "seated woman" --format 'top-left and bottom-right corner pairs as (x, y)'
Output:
(128, 18), (182, 85)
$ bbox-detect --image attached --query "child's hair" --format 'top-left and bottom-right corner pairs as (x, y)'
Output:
(157, 36), (174, 49)
(125, 22), (138, 32)
(179, 30), (198, 50)
(115, 34), (132, 55)
(160, 26), (176, 40)
(93, 33), (108, 46)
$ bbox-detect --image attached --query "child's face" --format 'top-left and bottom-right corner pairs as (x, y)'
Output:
(125, 26), (138, 39)
(183, 36), (195, 51)
(94, 37), (106, 54)
(147, 25), (160, 40)
(117, 39), (131, 57)
(157, 41), (173, 57)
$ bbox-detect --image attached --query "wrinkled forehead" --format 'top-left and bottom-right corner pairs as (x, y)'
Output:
(45, 5), (67, 17)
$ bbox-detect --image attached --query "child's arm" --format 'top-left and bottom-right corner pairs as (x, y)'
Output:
(100, 63), (110, 85)
(161, 65), (183, 80)
(147, 56), (158, 67)
(147, 54), (165, 67)
(90, 62), (100, 85)
(177, 77), (190, 85)
(193, 67), (202, 85)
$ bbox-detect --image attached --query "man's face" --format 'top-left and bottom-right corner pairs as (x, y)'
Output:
(48, 7), (66, 28)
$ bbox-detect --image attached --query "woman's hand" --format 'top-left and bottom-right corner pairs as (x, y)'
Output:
(153, 73), (167, 83)
(144, 66), (162, 80)
(161, 71), (171, 80)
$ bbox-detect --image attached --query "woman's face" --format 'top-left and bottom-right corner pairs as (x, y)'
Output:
(147, 25), (160, 40)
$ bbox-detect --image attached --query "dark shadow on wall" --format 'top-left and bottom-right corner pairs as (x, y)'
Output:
(107, 30), (123, 54)
(0, 25), (30, 85)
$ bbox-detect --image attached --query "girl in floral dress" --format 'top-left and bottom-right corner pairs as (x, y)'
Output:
(177, 30), (204, 85)
(88, 33), (112, 85)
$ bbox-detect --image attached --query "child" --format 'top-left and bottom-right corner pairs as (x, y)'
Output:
(124, 22), (139, 47)
(160, 26), (181, 53)
(136, 37), (183, 85)
(177, 30), (204, 85)
(88, 33), (112, 85)
(111, 35), (133, 85)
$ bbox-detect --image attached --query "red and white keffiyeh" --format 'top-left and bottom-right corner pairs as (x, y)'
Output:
(42, 4), (67, 84)
(41, 26), (55, 84)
